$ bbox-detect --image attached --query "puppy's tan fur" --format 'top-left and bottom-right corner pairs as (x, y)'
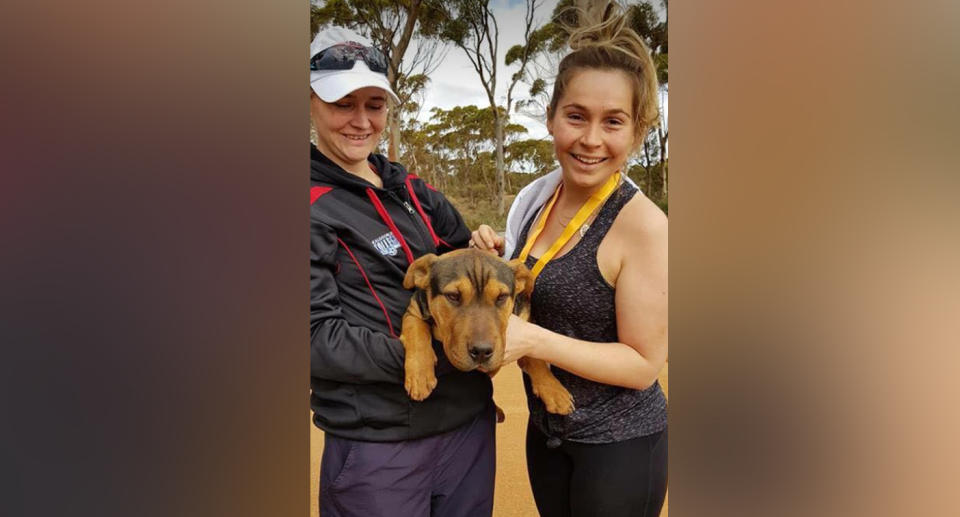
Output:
(401, 248), (574, 415)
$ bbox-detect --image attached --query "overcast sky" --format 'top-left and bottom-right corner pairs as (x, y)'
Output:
(414, 0), (560, 140)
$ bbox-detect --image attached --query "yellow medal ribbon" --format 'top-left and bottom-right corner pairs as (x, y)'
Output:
(518, 171), (621, 281)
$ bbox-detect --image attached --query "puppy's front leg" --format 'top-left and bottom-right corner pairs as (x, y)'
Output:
(519, 357), (574, 415)
(400, 296), (437, 401)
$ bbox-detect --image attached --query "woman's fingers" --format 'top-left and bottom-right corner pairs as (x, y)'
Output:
(480, 225), (504, 254)
(480, 225), (495, 248)
(470, 225), (504, 256)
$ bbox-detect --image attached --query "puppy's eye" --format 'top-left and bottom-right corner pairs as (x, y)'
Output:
(444, 292), (461, 305)
(495, 293), (509, 306)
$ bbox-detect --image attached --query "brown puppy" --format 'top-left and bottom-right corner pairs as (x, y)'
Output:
(401, 248), (574, 415)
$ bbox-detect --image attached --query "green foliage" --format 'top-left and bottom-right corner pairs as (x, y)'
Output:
(439, 17), (469, 46)
(626, 2), (668, 84)
(626, 159), (668, 214)
(437, 0), (485, 39)
(311, 0), (353, 38)
(404, 105), (528, 195)
(398, 103), (556, 222)
(528, 77), (547, 98)
(396, 74), (430, 113)
(416, 2), (449, 38)
(506, 138), (556, 177)
(527, 0), (576, 54)
(422, 105), (525, 157)
(505, 44), (524, 66)
(653, 52), (668, 84)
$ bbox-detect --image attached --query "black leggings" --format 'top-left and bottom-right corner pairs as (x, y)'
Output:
(526, 424), (668, 517)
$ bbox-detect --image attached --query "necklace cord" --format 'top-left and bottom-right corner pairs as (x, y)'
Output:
(518, 172), (621, 281)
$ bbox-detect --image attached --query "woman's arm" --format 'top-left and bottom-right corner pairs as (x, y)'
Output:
(310, 220), (405, 384)
(505, 200), (668, 390)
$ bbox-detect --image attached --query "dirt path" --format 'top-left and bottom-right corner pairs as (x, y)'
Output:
(311, 363), (667, 516)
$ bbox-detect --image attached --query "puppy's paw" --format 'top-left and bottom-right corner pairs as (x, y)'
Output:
(404, 367), (437, 401)
(404, 352), (438, 401)
(533, 379), (575, 415)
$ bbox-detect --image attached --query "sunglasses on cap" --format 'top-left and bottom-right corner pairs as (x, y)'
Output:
(310, 42), (389, 75)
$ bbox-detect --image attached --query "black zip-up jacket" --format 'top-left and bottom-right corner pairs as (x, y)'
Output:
(310, 145), (491, 441)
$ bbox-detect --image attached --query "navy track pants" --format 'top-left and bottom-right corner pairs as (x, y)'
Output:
(319, 404), (496, 517)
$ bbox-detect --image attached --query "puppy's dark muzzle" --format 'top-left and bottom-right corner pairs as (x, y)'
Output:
(468, 343), (494, 363)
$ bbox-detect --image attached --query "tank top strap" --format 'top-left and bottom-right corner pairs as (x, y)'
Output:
(574, 181), (638, 254)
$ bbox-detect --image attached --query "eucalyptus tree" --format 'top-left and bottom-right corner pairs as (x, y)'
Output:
(437, 0), (541, 215)
(505, 137), (557, 183)
(418, 105), (527, 197)
(629, 0), (668, 197)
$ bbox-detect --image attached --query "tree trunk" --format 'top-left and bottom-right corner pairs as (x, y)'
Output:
(409, 147), (420, 182)
(494, 113), (505, 215)
(658, 127), (667, 198)
(661, 162), (667, 200)
(385, 0), (421, 163)
(388, 111), (400, 162)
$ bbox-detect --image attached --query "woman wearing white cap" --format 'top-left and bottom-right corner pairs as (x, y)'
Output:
(308, 27), (497, 517)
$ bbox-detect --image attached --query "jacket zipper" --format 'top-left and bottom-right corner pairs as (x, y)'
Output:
(387, 189), (434, 252)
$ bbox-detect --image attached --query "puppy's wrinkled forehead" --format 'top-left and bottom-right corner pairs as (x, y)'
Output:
(429, 253), (515, 295)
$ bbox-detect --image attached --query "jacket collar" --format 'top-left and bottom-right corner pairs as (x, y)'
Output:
(310, 145), (406, 191)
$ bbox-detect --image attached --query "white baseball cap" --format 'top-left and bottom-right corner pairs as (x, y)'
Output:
(310, 27), (400, 104)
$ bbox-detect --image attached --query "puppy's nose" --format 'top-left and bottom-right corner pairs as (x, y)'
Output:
(468, 344), (494, 362)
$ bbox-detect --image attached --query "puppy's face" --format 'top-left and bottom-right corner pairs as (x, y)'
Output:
(404, 248), (531, 372)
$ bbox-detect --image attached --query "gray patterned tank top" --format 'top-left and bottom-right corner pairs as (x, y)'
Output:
(512, 181), (667, 444)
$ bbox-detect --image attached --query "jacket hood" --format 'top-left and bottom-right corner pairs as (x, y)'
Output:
(310, 145), (408, 191)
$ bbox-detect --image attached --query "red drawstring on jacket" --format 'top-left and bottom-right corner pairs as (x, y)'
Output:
(337, 237), (397, 337)
(405, 175), (451, 249)
(365, 188), (416, 264)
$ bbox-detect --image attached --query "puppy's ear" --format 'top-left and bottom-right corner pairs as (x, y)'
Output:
(404, 254), (438, 290)
(508, 259), (534, 297)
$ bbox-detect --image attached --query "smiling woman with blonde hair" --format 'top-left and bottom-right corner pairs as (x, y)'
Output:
(470, 1), (668, 515)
